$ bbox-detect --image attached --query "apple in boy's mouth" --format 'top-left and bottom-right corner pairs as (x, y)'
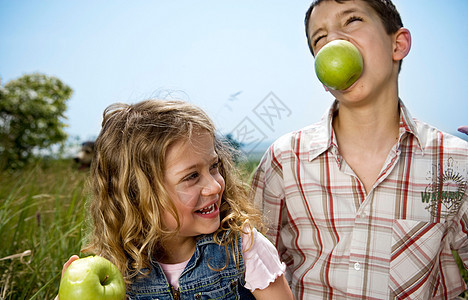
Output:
(195, 202), (219, 218)
(314, 39), (363, 91)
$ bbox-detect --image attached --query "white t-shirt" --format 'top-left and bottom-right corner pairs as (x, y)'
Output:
(159, 227), (286, 291)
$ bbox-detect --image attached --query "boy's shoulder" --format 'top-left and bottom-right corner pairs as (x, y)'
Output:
(413, 118), (468, 153)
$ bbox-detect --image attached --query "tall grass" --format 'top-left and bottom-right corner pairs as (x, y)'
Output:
(0, 160), (88, 299)
(1, 158), (467, 299)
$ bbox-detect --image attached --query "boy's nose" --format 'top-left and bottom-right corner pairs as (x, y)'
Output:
(325, 32), (344, 45)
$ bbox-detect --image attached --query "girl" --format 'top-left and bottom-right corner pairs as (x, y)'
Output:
(59, 99), (294, 299)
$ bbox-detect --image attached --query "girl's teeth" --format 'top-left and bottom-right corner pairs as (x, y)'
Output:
(198, 204), (215, 214)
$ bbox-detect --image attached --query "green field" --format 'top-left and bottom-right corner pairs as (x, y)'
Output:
(0, 160), (87, 299)
(0, 159), (467, 299)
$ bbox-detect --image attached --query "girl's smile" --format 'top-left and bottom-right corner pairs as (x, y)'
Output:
(194, 201), (219, 218)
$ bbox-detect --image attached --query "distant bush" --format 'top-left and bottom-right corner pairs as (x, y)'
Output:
(0, 73), (73, 170)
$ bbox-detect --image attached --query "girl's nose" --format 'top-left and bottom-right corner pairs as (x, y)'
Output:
(201, 175), (223, 196)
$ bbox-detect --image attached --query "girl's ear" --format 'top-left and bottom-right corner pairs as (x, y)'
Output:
(393, 28), (411, 61)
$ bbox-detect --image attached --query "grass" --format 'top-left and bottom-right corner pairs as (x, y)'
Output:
(0, 160), (88, 299)
(0, 158), (467, 299)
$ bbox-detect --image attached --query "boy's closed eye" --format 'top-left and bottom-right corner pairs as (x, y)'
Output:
(345, 15), (363, 26)
(313, 35), (326, 47)
(313, 15), (363, 50)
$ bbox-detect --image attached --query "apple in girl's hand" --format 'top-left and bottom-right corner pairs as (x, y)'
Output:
(58, 256), (126, 300)
(314, 39), (363, 90)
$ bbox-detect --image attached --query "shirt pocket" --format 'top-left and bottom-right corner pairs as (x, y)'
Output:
(389, 219), (445, 298)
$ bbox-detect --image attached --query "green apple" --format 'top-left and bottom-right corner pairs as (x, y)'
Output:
(314, 39), (363, 90)
(58, 256), (126, 300)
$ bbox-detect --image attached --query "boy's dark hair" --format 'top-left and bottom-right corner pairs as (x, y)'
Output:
(305, 0), (403, 55)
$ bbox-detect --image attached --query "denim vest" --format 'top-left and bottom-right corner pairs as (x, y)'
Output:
(127, 232), (256, 300)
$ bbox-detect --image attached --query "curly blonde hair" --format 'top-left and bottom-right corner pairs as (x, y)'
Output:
(81, 99), (263, 283)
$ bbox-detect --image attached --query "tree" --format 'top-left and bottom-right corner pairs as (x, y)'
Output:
(223, 133), (244, 163)
(0, 73), (73, 169)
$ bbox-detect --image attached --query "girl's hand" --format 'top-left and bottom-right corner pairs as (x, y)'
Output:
(61, 255), (80, 277)
(54, 255), (80, 300)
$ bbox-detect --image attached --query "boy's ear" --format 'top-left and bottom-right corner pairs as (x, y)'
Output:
(393, 28), (411, 61)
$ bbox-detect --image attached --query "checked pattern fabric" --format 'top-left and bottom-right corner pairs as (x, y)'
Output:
(252, 100), (468, 299)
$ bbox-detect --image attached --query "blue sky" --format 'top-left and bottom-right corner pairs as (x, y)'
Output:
(1, 1), (467, 152)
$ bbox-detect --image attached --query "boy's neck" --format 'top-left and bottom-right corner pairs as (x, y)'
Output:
(333, 97), (400, 145)
(332, 97), (400, 194)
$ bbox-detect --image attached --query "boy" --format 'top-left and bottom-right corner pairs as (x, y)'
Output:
(251, 0), (468, 299)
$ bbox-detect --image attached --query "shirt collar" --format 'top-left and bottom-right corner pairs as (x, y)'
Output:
(397, 99), (423, 152)
(307, 101), (338, 161)
(308, 99), (423, 161)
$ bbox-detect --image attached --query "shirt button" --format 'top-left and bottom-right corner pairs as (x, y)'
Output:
(354, 262), (361, 270)
(360, 212), (367, 218)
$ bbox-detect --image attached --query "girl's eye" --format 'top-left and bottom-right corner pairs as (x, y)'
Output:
(345, 15), (363, 25)
(210, 161), (220, 172)
(184, 172), (199, 181)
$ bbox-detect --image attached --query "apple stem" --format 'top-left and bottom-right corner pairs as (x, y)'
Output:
(102, 275), (109, 285)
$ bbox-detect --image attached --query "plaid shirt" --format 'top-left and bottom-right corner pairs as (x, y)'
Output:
(252, 100), (468, 299)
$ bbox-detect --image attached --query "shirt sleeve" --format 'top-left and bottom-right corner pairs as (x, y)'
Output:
(241, 227), (287, 291)
(251, 142), (291, 269)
